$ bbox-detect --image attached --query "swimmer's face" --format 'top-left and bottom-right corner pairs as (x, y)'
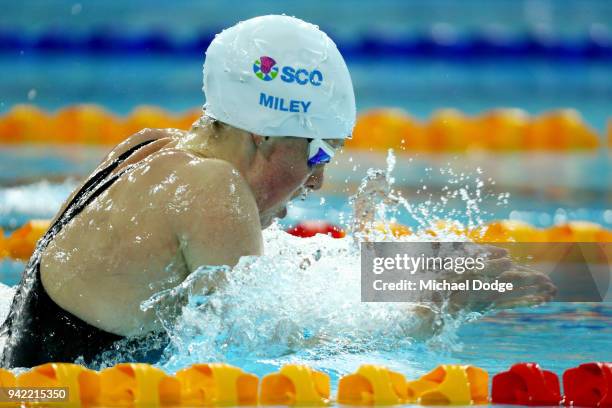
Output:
(254, 136), (344, 228)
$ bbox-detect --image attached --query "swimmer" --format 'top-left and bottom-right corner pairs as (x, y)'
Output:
(0, 15), (354, 367)
(0, 15), (554, 368)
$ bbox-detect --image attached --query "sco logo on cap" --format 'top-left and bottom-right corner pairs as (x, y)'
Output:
(281, 66), (323, 86)
(253, 56), (279, 81)
(253, 56), (323, 86)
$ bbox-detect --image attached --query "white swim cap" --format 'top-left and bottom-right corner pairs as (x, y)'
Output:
(202, 15), (356, 139)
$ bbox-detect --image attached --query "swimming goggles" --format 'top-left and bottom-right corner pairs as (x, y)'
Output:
(307, 138), (336, 167)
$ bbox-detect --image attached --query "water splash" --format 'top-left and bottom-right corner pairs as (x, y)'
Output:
(131, 150), (502, 373)
(349, 151), (508, 242)
(0, 150), (505, 374)
(147, 226), (455, 373)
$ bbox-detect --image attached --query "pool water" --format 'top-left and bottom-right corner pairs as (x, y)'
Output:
(0, 156), (610, 382)
(2, 55), (612, 135)
(151, 225), (612, 380)
(0, 0), (610, 389)
(1, 148), (609, 239)
(217, 302), (612, 382)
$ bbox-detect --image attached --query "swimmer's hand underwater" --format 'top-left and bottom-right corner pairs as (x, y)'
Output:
(351, 172), (556, 319)
(432, 243), (557, 313)
(389, 243), (556, 341)
(409, 244), (557, 340)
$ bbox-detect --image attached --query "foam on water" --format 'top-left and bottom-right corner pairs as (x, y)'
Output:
(135, 223), (473, 376)
(0, 284), (16, 325)
(128, 151), (497, 374)
(0, 151), (508, 374)
(0, 284), (16, 354)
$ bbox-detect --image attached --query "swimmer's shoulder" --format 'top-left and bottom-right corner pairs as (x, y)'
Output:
(149, 153), (263, 268)
(150, 151), (258, 214)
(112, 133), (260, 235)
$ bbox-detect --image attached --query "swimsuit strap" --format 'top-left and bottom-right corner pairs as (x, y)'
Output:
(0, 138), (159, 367)
(0, 138), (157, 349)
(40, 139), (156, 250)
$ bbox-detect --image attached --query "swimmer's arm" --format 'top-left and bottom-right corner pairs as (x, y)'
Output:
(171, 160), (263, 289)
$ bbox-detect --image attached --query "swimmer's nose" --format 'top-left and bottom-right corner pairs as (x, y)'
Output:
(305, 167), (324, 191)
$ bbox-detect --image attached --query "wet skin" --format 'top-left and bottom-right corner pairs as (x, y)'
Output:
(39, 127), (553, 339)
(40, 128), (337, 336)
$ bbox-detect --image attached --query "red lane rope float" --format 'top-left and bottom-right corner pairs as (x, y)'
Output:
(563, 362), (612, 408)
(0, 362), (610, 406)
(492, 363), (562, 406)
(1, 219), (611, 262)
(284, 220), (612, 242)
(286, 220), (612, 265)
(285, 221), (346, 239)
(0, 105), (604, 151)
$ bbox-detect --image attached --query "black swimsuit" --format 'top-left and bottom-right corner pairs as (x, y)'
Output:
(0, 140), (170, 368)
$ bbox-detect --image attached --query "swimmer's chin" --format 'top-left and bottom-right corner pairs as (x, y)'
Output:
(260, 207), (287, 229)
(260, 218), (272, 229)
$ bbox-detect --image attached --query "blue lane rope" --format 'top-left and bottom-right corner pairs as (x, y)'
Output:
(1, 28), (611, 60)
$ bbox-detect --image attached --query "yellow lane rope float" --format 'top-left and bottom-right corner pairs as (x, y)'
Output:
(0, 105), (606, 151)
(1, 220), (51, 261)
(0, 105), (201, 145)
(260, 364), (330, 406)
(0, 362), (610, 406)
(348, 108), (601, 152)
(1, 219), (610, 263)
